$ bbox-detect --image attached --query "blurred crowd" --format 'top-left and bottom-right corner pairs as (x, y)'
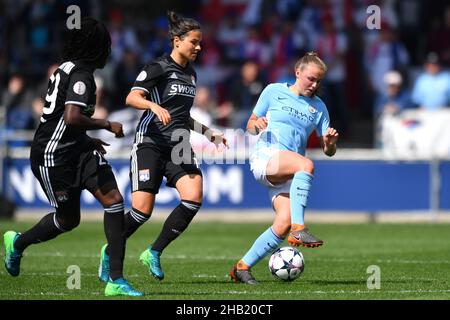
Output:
(1, 0), (450, 149)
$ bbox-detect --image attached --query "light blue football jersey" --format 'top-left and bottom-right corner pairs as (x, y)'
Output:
(252, 83), (330, 156)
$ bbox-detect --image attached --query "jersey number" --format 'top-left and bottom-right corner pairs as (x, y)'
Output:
(93, 150), (108, 166)
(42, 72), (61, 121)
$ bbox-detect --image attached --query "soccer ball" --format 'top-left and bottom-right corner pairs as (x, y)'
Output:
(268, 246), (305, 281)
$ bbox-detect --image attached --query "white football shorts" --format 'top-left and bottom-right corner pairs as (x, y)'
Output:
(250, 146), (292, 203)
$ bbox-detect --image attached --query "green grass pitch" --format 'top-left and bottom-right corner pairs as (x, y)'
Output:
(1, 220), (449, 300)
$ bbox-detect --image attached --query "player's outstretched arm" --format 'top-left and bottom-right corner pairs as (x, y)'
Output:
(64, 104), (124, 137)
(189, 116), (228, 148)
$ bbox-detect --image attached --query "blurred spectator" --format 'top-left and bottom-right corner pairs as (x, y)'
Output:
(411, 52), (450, 110)
(197, 23), (222, 67)
(316, 13), (349, 136)
(242, 0), (264, 26)
(396, 0), (426, 66)
(1, 73), (35, 131)
(225, 61), (266, 129)
(273, 0), (302, 22)
(365, 24), (409, 97)
(142, 15), (171, 63)
(217, 10), (246, 65)
(427, 5), (450, 67)
(190, 86), (216, 149)
(271, 20), (302, 78)
(108, 9), (141, 65)
(199, 0), (227, 24)
(190, 86), (215, 127)
(242, 25), (271, 66)
(111, 48), (141, 113)
(295, 0), (322, 51)
(374, 70), (411, 117)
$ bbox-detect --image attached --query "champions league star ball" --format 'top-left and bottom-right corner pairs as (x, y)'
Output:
(268, 247), (305, 281)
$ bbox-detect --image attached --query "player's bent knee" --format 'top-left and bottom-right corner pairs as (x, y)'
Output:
(301, 158), (315, 174)
(106, 193), (124, 207)
(272, 222), (290, 238)
(183, 193), (203, 204)
(55, 214), (80, 231)
(131, 192), (155, 215)
(132, 202), (153, 216)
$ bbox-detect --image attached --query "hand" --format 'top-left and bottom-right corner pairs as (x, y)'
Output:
(150, 104), (171, 125)
(384, 103), (399, 115)
(108, 121), (124, 138)
(91, 138), (110, 154)
(323, 127), (339, 146)
(210, 131), (229, 149)
(254, 116), (268, 133)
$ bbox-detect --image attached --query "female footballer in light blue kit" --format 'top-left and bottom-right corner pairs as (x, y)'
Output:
(231, 52), (339, 284)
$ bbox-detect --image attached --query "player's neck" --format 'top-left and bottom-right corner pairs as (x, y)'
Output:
(289, 83), (313, 98)
(170, 52), (188, 68)
(288, 84), (301, 96)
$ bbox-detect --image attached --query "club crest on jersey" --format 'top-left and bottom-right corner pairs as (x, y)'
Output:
(191, 75), (196, 85)
(136, 71), (147, 81)
(308, 105), (317, 114)
(55, 191), (69, 203)
(73, 81), (86, 95)
(139, 169), (150, 182)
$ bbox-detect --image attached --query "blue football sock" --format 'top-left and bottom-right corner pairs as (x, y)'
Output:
(290, 171), (314, 225)
(242, 227), (284, 267)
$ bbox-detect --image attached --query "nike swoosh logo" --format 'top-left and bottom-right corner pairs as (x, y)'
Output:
(277, 96), (286, 100)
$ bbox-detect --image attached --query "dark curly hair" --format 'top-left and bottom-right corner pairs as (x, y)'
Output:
(166, 11), (201, 47)
(61, 17), (111, 68)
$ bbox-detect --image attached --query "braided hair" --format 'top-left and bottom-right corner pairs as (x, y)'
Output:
(166, 11), (201, 47)
(61, 17), (111, 68)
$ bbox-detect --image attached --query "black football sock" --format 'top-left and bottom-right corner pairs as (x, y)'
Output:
(105, 207), (149, 256)
(103, 203), (125, 281)
(14, 212), (65, 251)
(151, 200), (201, 252)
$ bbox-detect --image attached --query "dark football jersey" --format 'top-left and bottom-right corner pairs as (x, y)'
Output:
(30, 61), (96, 167)
(131, 55), (197, 147)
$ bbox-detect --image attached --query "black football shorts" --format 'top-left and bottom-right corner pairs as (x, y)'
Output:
(130, 142), (202, 194)
(31, 148), (116, 208)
